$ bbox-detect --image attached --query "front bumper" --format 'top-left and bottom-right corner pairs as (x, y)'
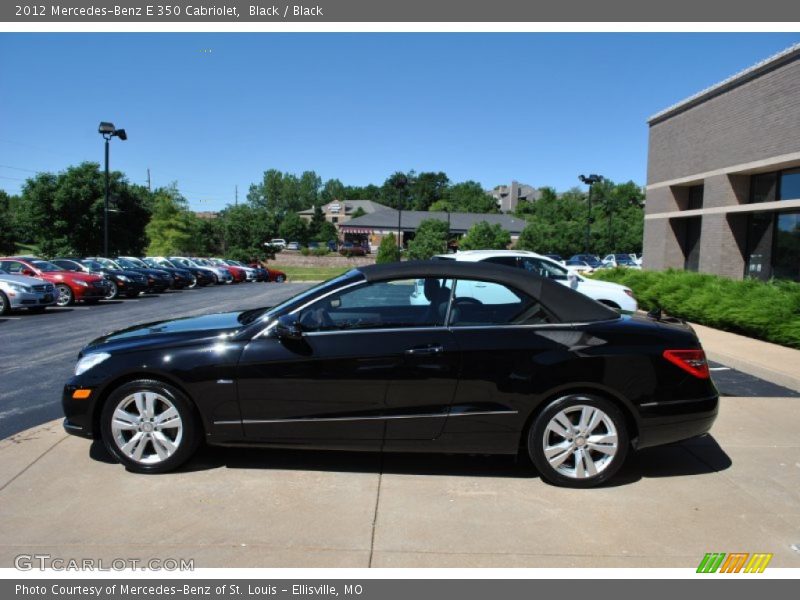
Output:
(8, 289), (56, 308)
(76, 283), (109, 301)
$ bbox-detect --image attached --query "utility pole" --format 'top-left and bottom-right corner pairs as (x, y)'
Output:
(146, 168), (151, 192)
(579, 174), (604, 255)
(235, 185), (238, 206)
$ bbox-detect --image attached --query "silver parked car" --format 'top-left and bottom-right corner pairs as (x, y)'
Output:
(0, 272), (57, 315)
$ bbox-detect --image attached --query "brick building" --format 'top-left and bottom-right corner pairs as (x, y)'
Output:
(643, 43), (800, 282)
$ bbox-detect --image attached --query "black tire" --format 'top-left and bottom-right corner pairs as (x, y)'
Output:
(55, 284), (74, 307)
(0, 291), (9, 315)
(275, 274), (285, 283)
(104, 281), (119, 300)
(100, 379), (202, 474)
(528, 394), (628, 488)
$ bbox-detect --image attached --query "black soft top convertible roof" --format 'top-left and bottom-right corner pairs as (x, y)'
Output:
(357, 260), (619, 323)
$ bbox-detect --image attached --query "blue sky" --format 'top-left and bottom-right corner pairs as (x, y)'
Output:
(1, 33), (798, 210)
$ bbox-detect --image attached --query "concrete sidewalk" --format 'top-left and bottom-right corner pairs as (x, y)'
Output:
(691, 323), (800, 393)
(1, 394), (799, 568)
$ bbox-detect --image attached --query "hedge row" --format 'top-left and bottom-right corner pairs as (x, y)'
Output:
(591, 268), (800, 349)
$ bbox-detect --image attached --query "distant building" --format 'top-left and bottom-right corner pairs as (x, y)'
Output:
(488, 181), (539, 212)
(339, 209), (527, 249)
(194, 211), (219, 220)
(298, 200), (389, 225)
(644, 42), (800, 282)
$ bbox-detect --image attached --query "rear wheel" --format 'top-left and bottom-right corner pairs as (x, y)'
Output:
(274, 274), (285, 283)
(528, 394), (628, 488)
(100, 379), (201, 474)
(0, 291), (9, 315)
(55, 284), (74, 307)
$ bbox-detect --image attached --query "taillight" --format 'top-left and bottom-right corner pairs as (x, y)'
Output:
(663, 349), (710, 379)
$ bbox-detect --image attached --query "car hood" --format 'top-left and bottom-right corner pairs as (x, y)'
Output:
(85, 311), (245, 352)
(50, 271), (103, 283)
(0, 272), (49, 285)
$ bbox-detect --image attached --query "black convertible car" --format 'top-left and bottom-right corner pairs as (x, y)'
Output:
(62, 261), (718, 487)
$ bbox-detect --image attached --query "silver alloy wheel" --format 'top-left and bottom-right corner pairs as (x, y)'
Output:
(55, 284), (72, 307)
(542, 404), (618, 479)
(110, 391), (184, 465)
(275, 275), (285, 283)
(104, 281), (118, 300)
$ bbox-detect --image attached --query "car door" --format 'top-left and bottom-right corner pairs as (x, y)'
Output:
(236, 277), (460, 448)
(442, 278), (572, 450)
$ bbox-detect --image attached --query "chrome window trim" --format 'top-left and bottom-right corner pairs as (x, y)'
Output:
(214, 409), (517, 426)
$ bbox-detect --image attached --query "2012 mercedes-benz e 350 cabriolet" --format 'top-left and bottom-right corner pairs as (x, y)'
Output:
(63, 261), (718, 487)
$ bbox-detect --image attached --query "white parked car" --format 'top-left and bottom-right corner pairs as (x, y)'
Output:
(426, 250), (638, 312)
(602, 254), (642, 269)
(268, 238), (287, 249)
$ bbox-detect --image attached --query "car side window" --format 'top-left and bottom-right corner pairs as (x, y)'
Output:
(519, 257), (569, 281)
(298, 278), (454, 332)
(482, 256), (518, 268)
(449, 279), (554, 326)
(1, 260), (25, 274)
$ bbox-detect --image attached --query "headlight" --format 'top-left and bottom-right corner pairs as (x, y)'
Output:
(9, 283), (32, 293)
(117, 275), (130, 282)
(75, 352), (111, 376)
(75, 280), (88, 287)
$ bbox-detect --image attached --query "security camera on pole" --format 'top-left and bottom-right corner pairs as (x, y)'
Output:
(98, 122), (127, 257)
(578, 173), (604, 254)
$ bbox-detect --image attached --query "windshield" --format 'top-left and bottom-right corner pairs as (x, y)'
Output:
(171, 257), (197, 268)
(115, 258), (139, 269)
(94, 258), (122, 270)
(123, 257), (147, 268)
(32, 260), (63, 272)
(193, 258), (211, 266)
(241, 270), (363, 326)
(81, 260), (105, 271)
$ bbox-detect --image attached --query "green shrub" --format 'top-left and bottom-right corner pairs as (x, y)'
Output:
(312, 247), (330, 257)
(300, 247), (311, 256)
(376, 233), (401, 263)
(592, 268), (800, 348)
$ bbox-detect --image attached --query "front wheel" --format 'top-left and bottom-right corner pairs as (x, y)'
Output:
(104, 281), (118, 300)
(528, 394), (628, 488)
(55, 284), (74, 307)
(0, 291), (10, 315)
(100, 379), (202, 474)
(274, 274), (285, 283)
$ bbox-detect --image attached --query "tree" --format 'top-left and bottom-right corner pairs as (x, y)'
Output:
(350, 206), (367, 219)
(411, 171), (449, 211)
(320, 178), (346, 204)
(314, 221), (338, 243)
(380, 171), (413, 210)
(145, 185), (202, 255)
(16, 162), (151, 257)
(459, 221), (511, 250)
(431, 181), (497, 213)
(407, 219), (448, 260)
(278, 211), (308, 243)
(344, 184), (380, 200)
(376, 233), (401, 263)
(0, 190), (17, 254)
(308, 204), (326, 239)
(298, 171), (322, 210)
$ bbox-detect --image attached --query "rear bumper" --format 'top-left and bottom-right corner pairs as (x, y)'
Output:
(635, 395), (719, 449)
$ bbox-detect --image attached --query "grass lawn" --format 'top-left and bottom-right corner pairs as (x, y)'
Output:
(271, 264), (351, 281)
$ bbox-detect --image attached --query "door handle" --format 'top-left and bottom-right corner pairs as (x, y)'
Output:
(405, 345), (444, 356)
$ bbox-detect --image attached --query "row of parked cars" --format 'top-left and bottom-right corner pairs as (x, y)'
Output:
(0, 255), (287, 315)
(541, 253), (642, 274)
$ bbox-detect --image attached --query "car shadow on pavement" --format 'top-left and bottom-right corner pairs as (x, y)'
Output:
(89, 434), (732, 486)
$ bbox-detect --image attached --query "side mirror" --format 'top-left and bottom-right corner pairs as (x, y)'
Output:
(275, 314), (303, 341)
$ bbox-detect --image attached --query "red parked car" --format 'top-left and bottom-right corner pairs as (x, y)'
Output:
(0, 257), (108, 307)
(266, 267), (286, 282)
(206, 258), (247, 283)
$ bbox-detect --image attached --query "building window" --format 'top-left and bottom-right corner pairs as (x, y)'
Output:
(774, 212), (800, 281)
(331, 217), (338, 224)
(687, 185), (704, 210)
(671, 217), (701, 272)
(779, 169), (800, 201)
(745, 212), (775, 280)
(750, 173), (778, 204)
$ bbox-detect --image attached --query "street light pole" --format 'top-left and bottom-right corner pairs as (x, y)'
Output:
(579, 174), (603, 255)
(98, 122), (127, 257)
(104, 135), (110, 257)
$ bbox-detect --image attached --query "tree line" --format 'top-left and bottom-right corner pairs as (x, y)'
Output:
(0, 162), (644, 261)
